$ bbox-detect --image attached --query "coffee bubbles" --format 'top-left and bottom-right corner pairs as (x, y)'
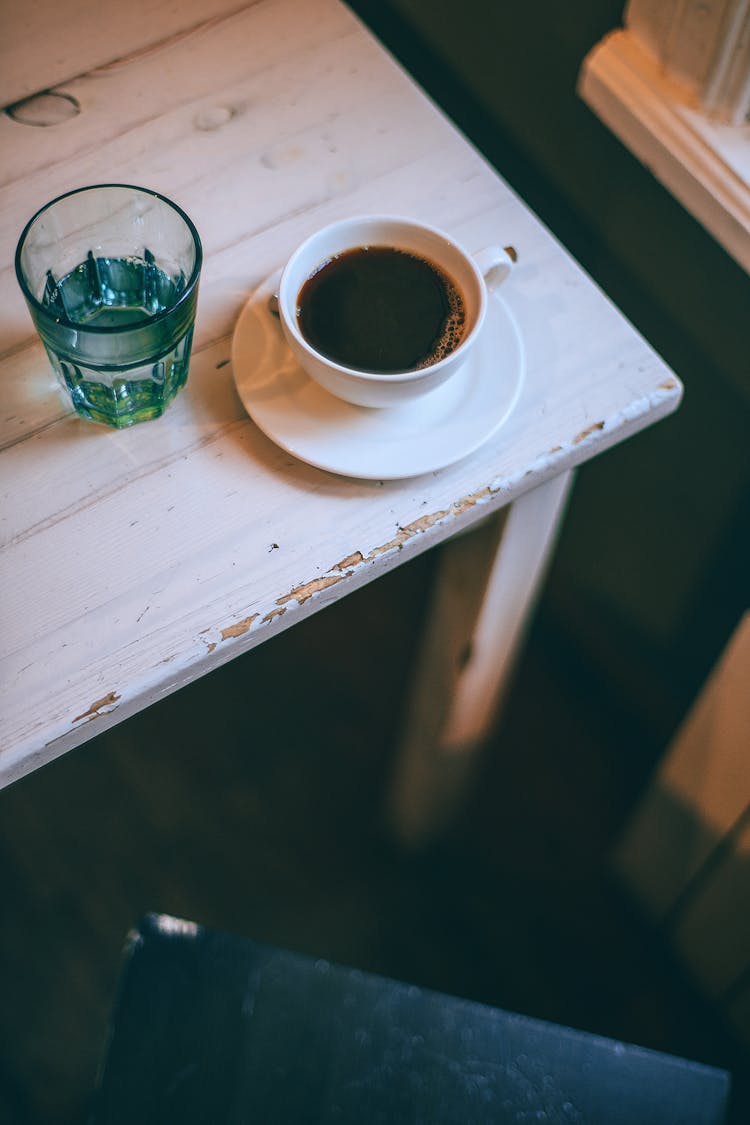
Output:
(296, 246), (466, 375)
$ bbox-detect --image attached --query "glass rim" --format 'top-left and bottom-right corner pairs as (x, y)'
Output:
(14, 183), (203, 335)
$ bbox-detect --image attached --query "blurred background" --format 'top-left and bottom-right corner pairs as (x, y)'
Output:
(1, 1), (748, 1121)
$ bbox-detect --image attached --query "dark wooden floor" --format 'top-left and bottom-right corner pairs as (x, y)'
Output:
(1, 543), (748, 1123)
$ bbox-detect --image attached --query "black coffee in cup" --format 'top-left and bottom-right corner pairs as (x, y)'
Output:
(296, 246), (466, 374)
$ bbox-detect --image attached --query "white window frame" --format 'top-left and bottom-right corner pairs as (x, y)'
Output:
(579, 0), (750, 273)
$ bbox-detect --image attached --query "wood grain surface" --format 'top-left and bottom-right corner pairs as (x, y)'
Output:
(0, 0), (681, 784)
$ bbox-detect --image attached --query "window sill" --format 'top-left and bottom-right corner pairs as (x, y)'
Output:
(579, 28), (750, 275)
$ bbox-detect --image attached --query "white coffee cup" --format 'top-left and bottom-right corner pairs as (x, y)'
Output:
(277, 215), (515, 408)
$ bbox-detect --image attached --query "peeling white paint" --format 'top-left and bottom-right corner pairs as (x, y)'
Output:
(0, 0), (682, 792)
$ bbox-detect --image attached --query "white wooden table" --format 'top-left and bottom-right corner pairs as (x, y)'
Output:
(0, 0), (682, 842)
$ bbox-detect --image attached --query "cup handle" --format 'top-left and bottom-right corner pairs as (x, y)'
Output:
(473, 245), (518, 292)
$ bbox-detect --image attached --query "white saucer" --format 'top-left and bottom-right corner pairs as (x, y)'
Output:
(231, 270), (524, 480)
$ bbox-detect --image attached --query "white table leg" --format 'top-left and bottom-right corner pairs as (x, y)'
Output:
(386, 470), (574, 846)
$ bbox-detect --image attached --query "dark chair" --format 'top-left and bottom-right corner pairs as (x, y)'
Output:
(91, 913), (730, 1124)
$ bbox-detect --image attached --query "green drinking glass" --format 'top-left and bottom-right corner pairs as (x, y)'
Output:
(15, 183), (202, 427)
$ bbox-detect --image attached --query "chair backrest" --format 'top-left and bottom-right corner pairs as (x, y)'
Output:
(91, 912), (731, 1124)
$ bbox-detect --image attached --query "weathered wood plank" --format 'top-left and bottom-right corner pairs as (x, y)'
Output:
(0, 0), (251, 108)
(0, 0), (681, 785)
(615, 612), (750, 917)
